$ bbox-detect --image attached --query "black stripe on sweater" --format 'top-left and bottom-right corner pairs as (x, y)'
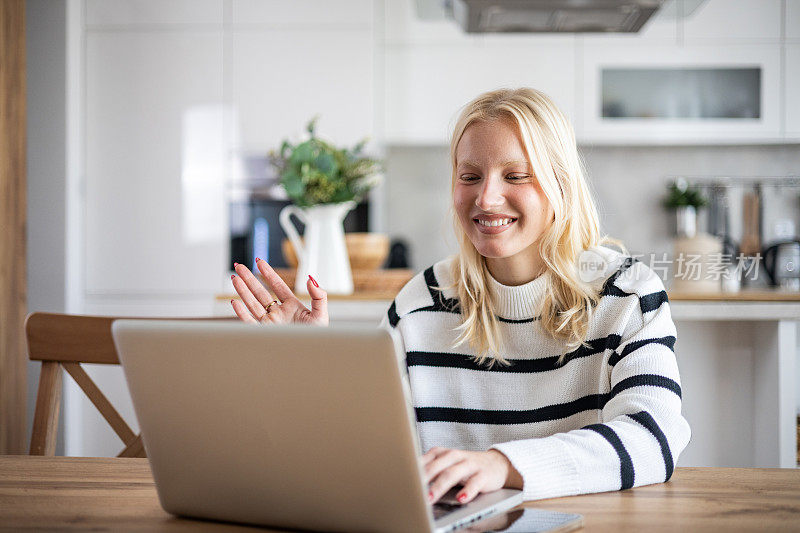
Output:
(640, 290), (669, 314)
(387, 301), (400, 328)
(582, 423), (635, 490)
(610, 374), (682, 400)
(599, 257), (669, 314)
(626, 410), (675, 481)
(498, 316), (539, 324)
(600, 256), (635, 297)
(415, 393), (606, 425)
(423, 266), (461, 313)
(413, 373), (681, 425)
(406, 334), (623, 373)
(608, 336), (676, 367)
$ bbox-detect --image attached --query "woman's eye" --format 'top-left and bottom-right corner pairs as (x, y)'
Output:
(459, 175), (480, 182)
(506, 174), (531, 181)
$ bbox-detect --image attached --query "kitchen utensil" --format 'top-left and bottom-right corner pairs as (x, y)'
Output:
(739, 188), (761, 256)
(762, 240), (800, 290)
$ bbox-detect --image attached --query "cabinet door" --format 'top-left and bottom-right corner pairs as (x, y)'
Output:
(383, 0), (473, 45)
(231, 29), (374, 151)
(681, 0), (782, 44)
(788, 0), (800, 41)
(85, 31), (229, 294)
(580, 44), (782, 143)
(232, 0), (372, 27)
(85, 0), (222, 26)
(786, 46), (800, 138)
(384, 38), (576, 144)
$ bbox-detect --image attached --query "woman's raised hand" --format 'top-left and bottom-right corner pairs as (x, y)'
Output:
(230, 258), (328, 326)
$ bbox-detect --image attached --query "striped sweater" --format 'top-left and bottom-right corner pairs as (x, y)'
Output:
(380, 246), (691, 501)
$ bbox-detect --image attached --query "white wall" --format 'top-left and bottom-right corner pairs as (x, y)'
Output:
(25, 0), (68, 455)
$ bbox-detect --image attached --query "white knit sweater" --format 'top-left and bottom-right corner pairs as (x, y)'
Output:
(380, 246), (691, 501)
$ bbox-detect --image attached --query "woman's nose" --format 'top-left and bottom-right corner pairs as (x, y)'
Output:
(475, 177), (504, 210)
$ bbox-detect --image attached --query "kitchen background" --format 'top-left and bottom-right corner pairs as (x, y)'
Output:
(26, 0), (800, 464)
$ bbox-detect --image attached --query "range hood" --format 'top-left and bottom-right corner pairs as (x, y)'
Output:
(448, 0), (666, 33)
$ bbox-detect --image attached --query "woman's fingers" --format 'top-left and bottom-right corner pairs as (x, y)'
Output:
(455, 472), (489, 504)
(424, 448), (460, 482)
(234, 263), (276, 306)
(428, 460), (477, 504)
(231, 274), (269, 321)
(306, 275), (328, 325)
(230, 299), (257, 323)
(422, 447), (446, 464)
(255, 258), (296, 303)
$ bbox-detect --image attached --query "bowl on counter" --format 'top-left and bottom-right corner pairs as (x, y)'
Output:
(282, 233), (390, 270)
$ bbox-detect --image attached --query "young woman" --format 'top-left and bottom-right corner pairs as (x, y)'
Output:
(230, 88), (690, 506)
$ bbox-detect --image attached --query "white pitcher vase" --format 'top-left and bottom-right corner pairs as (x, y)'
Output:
(279, 201), (355, 295)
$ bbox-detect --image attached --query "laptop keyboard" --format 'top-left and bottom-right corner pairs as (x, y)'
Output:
(432, 501), (464, 519)
(431, 488), (465, 519)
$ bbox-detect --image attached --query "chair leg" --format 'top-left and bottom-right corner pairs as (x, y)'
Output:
(118, 434), (146, 458)
(29, 361), (62, 455)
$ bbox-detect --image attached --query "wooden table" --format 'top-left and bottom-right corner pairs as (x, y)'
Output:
(2, 456), (799, 531)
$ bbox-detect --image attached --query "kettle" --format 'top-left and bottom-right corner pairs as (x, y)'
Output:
(761, 239), (800, 289)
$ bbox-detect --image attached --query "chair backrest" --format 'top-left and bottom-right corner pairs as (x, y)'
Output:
(26, 312), (236, 456)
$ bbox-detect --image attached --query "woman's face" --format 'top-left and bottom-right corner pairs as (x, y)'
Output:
(453, 118), (554, 263)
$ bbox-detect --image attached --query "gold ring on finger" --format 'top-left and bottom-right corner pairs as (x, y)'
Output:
(265, 300), (279, 314)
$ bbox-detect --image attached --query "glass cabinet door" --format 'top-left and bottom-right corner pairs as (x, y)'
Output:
(580, 44), (781, 144)
(601, 67), (761, 120)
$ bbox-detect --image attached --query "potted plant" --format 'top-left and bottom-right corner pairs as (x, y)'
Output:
(663, 178), (708, 238)
(269, 117), (383, 294)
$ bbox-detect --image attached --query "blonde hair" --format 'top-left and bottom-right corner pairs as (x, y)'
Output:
(446, 88), (626, 367)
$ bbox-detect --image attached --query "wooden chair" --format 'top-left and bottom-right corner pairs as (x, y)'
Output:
(26, 312), (235, 457)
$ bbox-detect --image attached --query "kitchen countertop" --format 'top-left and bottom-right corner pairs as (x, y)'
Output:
(668, 289), (800, 301)
(216, 293), (800, 322)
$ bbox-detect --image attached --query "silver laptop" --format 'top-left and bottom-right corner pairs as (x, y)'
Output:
(112, 320), (523, 533)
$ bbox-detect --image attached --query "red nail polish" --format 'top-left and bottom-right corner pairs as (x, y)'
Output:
(230, 299), (235, 305)
(233, 262), (239, 267)
(428, 491), (435, 502)
(231, 274), (235, 280)
(255, 257), (261, 263)
(309, 275), (319, 288)
(457, 493), (467, 503)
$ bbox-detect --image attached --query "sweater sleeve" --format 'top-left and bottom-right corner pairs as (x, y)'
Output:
(489, 271), (691, 501)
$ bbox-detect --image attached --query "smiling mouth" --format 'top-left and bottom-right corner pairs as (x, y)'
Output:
(474, 217), (517, 227)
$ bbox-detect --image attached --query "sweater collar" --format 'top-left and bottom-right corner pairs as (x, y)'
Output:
(487, 269), (550, 320)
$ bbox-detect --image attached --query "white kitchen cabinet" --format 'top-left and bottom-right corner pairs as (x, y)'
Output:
(231, 29), (374, 151)
(681, 0), (782, 44)
(232, 0), (372, 27)
(786, 46), (800, 138)
(85, 0), (222, 26)
(85, 30), (229, 294)
(580, 44), (782, 144)
(384, 39), (576, 144)
(788, 0), (800, 42)
(383, 0), (473, 45)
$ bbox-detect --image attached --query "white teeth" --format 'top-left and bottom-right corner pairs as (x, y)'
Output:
(477, 218), (513, 227)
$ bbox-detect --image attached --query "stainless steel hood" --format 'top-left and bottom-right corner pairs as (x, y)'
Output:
(448, 0), (666, 33)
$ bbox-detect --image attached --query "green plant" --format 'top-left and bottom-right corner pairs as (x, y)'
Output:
(270, 117), (382, 207)
(662, 179), (708, 209)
